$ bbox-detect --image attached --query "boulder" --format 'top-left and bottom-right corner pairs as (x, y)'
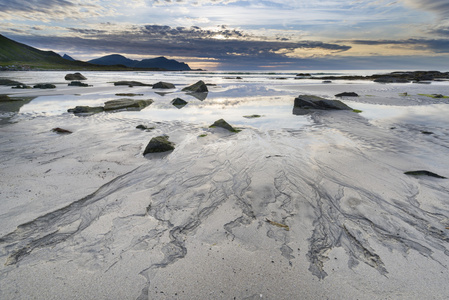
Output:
(33, 83), (56, 89)
(293, 95), (353, 110)
(182, 80), (208, 93)
(0, 79), (23, 86)
(143, 136), (175, 155)
(171, 97), (188, 108)
(65, 72), (87, 81)
(68, 81), (89, 87)
(67, 106), (104, 114)
(103, 99), (153, 111)
(335, 92), (359, 97)
(152, 81), (175, 89)
(209, 119), (239, 132)
(114, 81), (152, 87)
(404, 170), (446, 179)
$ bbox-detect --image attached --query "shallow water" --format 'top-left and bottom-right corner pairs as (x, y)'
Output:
(1, 71), (449, 299)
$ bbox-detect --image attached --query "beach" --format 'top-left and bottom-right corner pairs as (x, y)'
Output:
(1, 70), (449, 299)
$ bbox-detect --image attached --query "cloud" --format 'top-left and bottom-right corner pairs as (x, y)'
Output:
(402, 0), (449, 19)
(0, 0), (109, 21)
(346, 38), (449, 53)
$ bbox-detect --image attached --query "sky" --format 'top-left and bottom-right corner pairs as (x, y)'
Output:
(1, 0), (449, 70)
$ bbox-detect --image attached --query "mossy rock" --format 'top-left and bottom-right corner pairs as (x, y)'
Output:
(182, 80), (208, 93)
(171, 97), (188, 108)
(143, 136), (175, 155)
(104, 99), (153, 111)
(209, 119), (240, 132)
(67, 106), (104, 114)
(352, 109), (363, 113)
(152, 81), (175, 89)
(418, 94), (449, 99)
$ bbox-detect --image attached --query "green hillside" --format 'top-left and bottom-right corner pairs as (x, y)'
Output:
(0, 34), (148, 70)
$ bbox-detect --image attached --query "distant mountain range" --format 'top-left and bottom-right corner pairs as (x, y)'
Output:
(0, 34), (192, 71)
(88, 54), (191, 71)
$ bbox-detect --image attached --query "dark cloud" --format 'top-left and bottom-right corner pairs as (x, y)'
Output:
(346, 38), (449, 53)
(68, 28), (108, 35)
(403, 0), (449, 19)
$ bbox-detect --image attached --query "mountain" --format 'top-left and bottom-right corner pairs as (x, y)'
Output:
(0, 34), (94, 69)
(62, 54), (75, 61)
(88, 54), (191, 71)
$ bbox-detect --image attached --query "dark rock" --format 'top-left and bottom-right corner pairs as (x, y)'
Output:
(209, 119), (239, 132)
(181, 80), (208, 93)
(67, 106), (104, 114)
(52, 127), (72, 134)
(296, 73), (311, 77)
(432, 94), (444, 98)
(143, 136), (175, 155)
(171, 98), (188, 108)
(65, 73), (86, 81)
(115, 93), (143, 96)
(293, 95), (353, 110)
(373, 77), (409, 83)
(335, 92), (359, 97)
(33, 83), (56, 89)
(322, 80), (332, 84)
(136, 124), (155, 130)
(114, 81), (152, 87)
(68, 81), (89, 87)
(103, 99), (153, 111)
(0, 79), (23, 86)
(243, 114), (262, 119)
(152, 81), (175, 89)
(404, 170), (446, 179)
(421, 131), (433, 135)
(0, 94), (11, 101)
(12, 84), (32, 89)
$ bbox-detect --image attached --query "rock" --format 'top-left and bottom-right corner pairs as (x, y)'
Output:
(404, 170), (446, 179)
(115, 93), (143, 96)
(181, 80), (208, 93)
(65, 73), (87, 81)
(103, 99), (153, 111)
(243, 114), (262, 118)
(296, 73), (311, 77)
(136, 125), (155, 130)
(171, 97), (188, 108)
(67, 106), (104, 114)
(209, 119), (239, 132)
(33, 83), (56, 89)
(143, 136), (175, 155)
(68, 81), (89, 87)
(293, 95), (353, 110)
(335, 92), (359, 97)
(114, 81), (152, 87)
(0, 79), (23, 86)
(152, 81), (175, 89)
(12, 84), (32, 89)
(52, 127), (72, 134)
(373, 77), (409, 83)
(322, 80), (332, 84)
(0, 94), (11, 101)
(432, 94), (444, 98)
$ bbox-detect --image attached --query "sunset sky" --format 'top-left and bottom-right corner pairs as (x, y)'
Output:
(1, 0), (449, 70)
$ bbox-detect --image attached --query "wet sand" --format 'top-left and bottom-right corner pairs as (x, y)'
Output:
(1, 74), (449, 299)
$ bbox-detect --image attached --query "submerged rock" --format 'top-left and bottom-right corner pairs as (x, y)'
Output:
(171, 97), (188, 108)
(103, 99), (153, 111)
(34, 83), (56, 89)
(404, 170), (446, 179)
(182, 80), (208, 93)
(12, 84), (32, 89)
(0, 94), (11, 101)
(67, 106), (104, 114)
(68, 81), (89, 87)
(65, 73), (87, 81)
(52, 127), (72, 134)
(114, 81), (152, 87)
(143, 136), (175, 155)
(293, 95), (353, 110)
(152, 81), (175, 89)
(209, 119), (239, 132)
(136, 124), (155, 130)
(335, 92), (359, 97)
(0, 79), (23, 86)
